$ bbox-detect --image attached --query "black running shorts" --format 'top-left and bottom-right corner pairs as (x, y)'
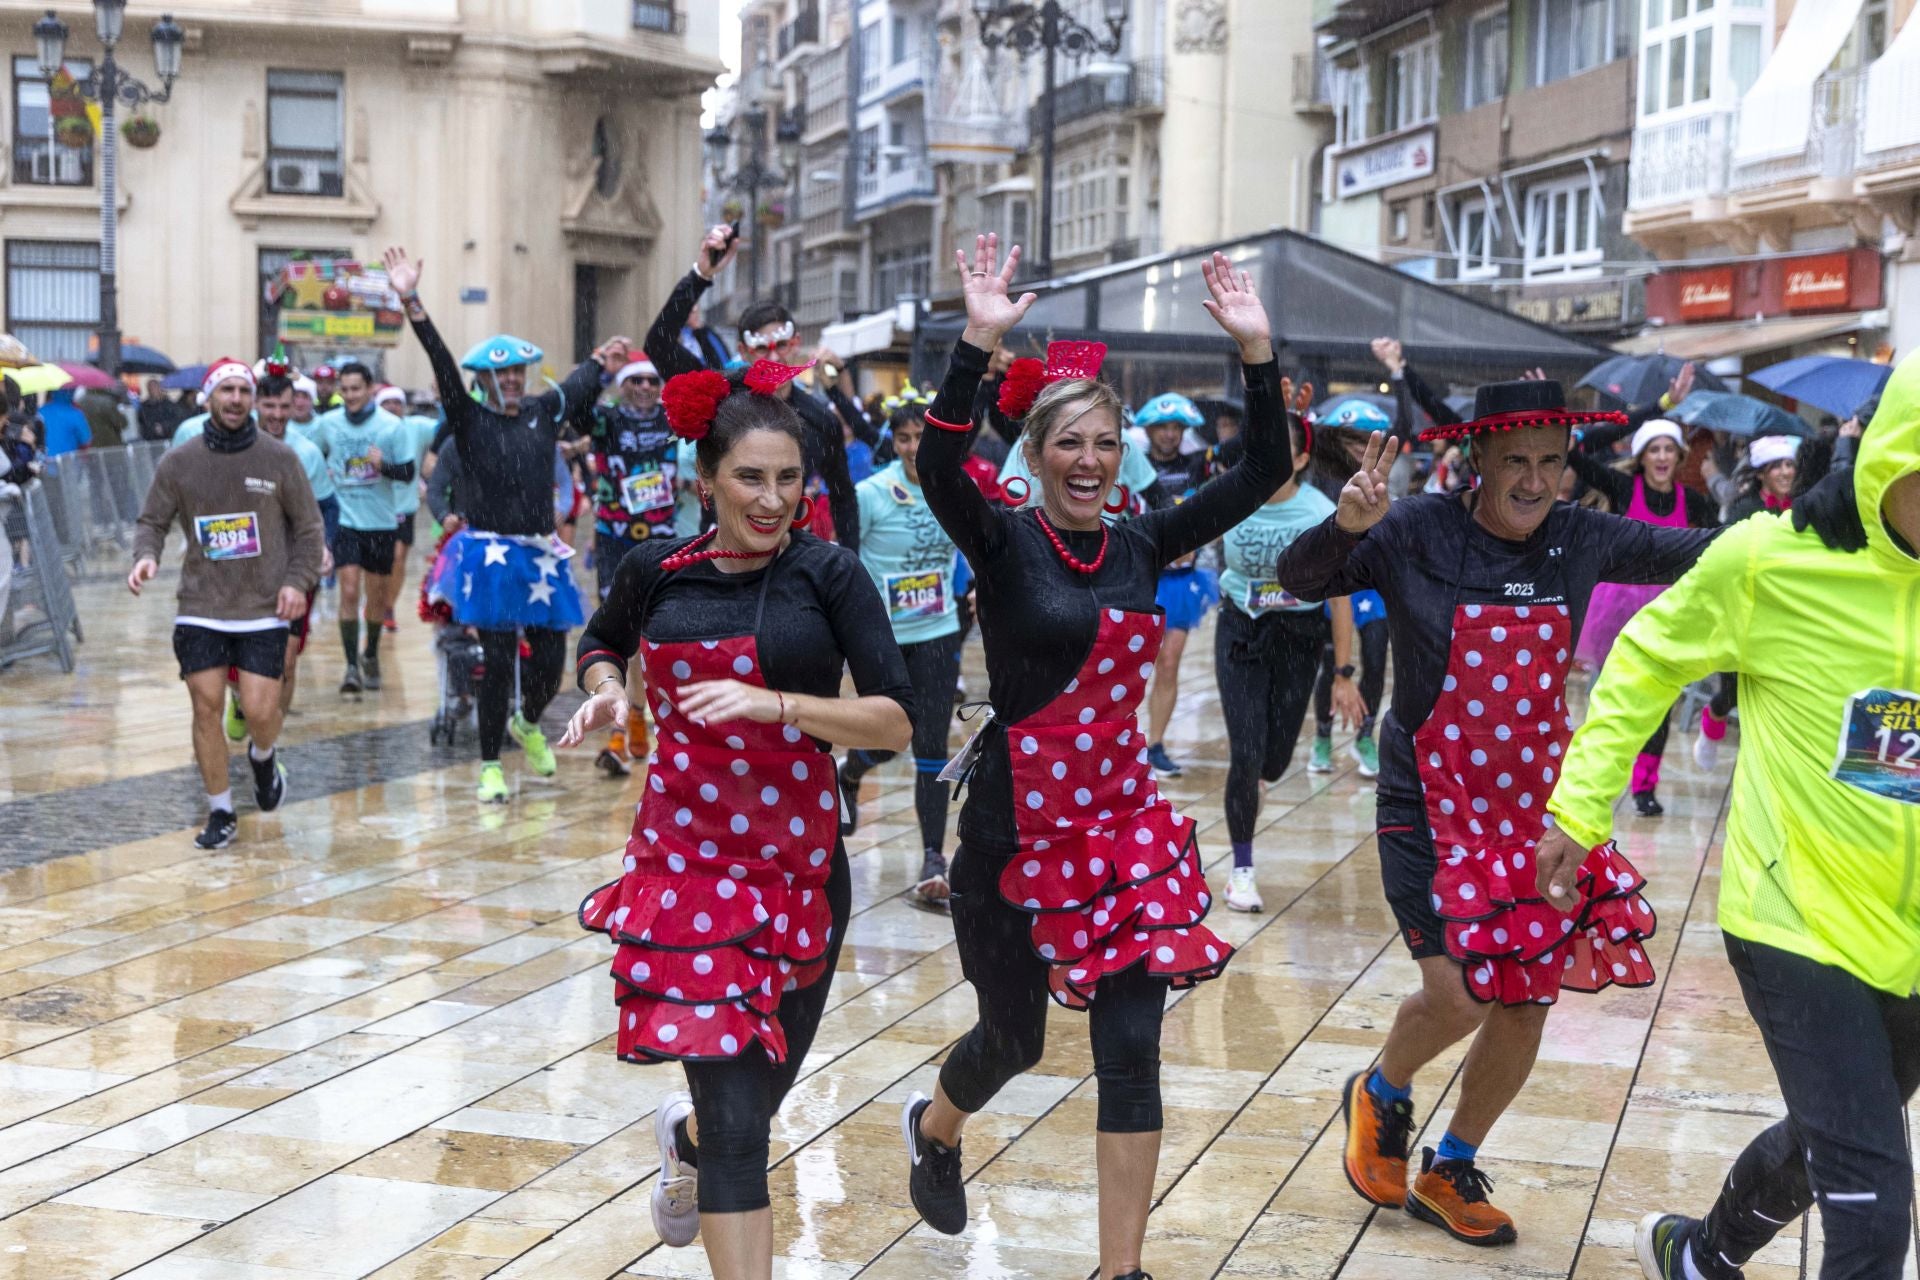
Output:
(1377, 799), (1448, 962)
(173, 624), (288, 680)
(394, 511), (417, 546)
(335, 525), (397, 575)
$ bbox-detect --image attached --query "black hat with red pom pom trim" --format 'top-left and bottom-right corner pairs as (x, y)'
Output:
(1420, 379), (1625, 443)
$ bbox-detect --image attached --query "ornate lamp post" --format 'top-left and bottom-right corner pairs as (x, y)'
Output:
(972, 0), (1127, 281)
(704, 105), (803, 300)
(32, 2), (184, 376)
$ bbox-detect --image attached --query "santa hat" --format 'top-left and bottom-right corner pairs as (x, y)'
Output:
(1630, 419), (1684, 458)
(615, 359), (659, 384)
(292, 375), (318, 399)
(1749, 434), (1800, 471)
(373, 385), (405, 408)
(202, 358), (255, 397)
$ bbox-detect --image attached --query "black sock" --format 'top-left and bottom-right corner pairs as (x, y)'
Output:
(364, 629), (381, 657)
(674, 1117), (698, 1166)
(340, 620), (359, 665)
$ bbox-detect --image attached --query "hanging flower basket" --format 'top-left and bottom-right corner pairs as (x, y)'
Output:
(759, 200), (787, 228)
(720, 197), (745, 222)
(121, 115), (161, 149)
(54, 116), (92, 149)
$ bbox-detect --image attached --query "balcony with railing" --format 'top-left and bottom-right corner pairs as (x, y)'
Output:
(1031, 60), (1164, 133)
(856, 150), (936, 217)
(1627, 110), (1736, 210)
(803, 43), (850, 140)
(777, 5), (820, 64)
(865, 47), (933, 105)
(1729, 68), (1865, 196)
(1292, 49), (1334, 116)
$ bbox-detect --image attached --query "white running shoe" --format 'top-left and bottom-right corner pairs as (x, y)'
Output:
(1692, 730), (1719, 772)
(1226, 865), (1263, 912)
(651, 1092), (700, 1247)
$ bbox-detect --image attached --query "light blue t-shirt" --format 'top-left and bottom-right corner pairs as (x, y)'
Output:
(673, 438), (702, 536)
(312, 405), (415, 531)
(288, 415), (321, 445)
(1220, 485), (1336, 617)
(997, 435), (1158, 515)
(855, 460), (960, 645)
(392, 414), (440, 516)
(169, 414), (335, 502)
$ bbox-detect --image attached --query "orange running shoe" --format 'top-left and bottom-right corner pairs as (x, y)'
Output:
(1406, 1148), (1518, 1246)
(1342, 1071), (1414, 1208)
(608, 727), (628, 758)
(629, 706), (653, 759)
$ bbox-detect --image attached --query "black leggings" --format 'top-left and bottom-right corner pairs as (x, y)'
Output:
(939, 843), (1168, 1132)
(1216, 605), (1327, 845)
(682, 847), (852, 1214)
(1710, 671), (1739, 720)
(1697, 934), (1920, 1279)
(843, 631), (963, 854)
(1313, 617), (1388, 738)
(476, 627), (567, 761)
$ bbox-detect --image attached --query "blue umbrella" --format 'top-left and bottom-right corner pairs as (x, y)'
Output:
(1748, 355), (1890, 420)
(89, 340), (176, 374)
(1578, 353), (1727, 406)
(1668, 390), (1811, 438)
(160, 363), (208, 391)
(1313, 397), (1393, 430)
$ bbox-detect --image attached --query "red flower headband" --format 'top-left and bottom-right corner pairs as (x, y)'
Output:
(661, 359), (815, 441)
(997, 340), (1109, 420)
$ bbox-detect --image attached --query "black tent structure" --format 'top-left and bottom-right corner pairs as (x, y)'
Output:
(910, 228), (1610, 412)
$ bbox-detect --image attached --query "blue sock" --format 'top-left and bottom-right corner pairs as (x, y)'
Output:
(1231, 841), (1253, 869)
(1364, 1067), (1411, 1105)
(1436, 1131), (1479, 1164)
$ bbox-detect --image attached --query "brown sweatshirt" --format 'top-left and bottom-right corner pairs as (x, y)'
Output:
(133, 430), (325, 623)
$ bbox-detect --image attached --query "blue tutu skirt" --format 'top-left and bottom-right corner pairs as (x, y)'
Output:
(428, 529), (585, 631)
(1156, 566), (1219, 632)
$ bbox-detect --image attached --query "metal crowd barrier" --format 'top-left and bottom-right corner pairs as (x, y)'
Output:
(35, 440), (167, 579)
(0, 479), (81, 673)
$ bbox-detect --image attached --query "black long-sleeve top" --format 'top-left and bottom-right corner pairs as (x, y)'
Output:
(1276, 495), (1717, 807)
(574, 532), (913, 746)
(921, 338), (1293, 855)
(642, 269), (860, 552)
(408, 310), (604, 537)
(1565, 449), (1719, 527)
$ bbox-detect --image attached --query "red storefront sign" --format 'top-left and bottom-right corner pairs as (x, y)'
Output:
(1782, 252), (1851, 312)
(1676, 268), (1735, 320)
(1646, 248), (1883, 325)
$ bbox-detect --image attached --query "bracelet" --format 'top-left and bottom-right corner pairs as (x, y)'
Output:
(594, 675), (623, 696)
(776, 691), (789, 724)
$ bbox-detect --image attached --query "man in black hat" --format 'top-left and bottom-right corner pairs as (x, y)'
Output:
(1276, 380), (1719, 1246)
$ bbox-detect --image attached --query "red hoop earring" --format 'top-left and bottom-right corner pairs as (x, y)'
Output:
(789, 496), (815, 529)
(998, 475), (1030, 506)
(1101, 485), (1132, 515)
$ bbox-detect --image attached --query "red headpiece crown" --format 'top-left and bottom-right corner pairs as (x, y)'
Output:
(742, 357), (815, 396)
(996, 340), (1110, 421)
(1043, 340), (1107, 383)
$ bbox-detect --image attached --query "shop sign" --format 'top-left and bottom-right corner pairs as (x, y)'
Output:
(1782, 252), (1851, 312)
(1676, 267), (1735, 321)
(264, 258), (405, 347)
(1333, 129), (1435, 198)
(1506, 282), (1632, 329)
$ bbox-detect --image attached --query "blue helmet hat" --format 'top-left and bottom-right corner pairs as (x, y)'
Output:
(1316, 398), (1394, 430)
(1135, 392), (1204, 429)
(460, 334), (543, 372)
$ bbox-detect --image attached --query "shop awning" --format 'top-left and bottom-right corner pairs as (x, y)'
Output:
(821, 309), (900, 358)
(1612, 313), (1878, 361)
(1734, 0), (1865, 164)
(1865, 6), (1920, 155)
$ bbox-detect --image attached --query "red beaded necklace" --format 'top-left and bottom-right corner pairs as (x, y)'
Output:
(1034, 509), (1109, 575)
(660, 528), (780, 572)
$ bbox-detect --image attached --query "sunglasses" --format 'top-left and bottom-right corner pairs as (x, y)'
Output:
(627, 376), (662, 386)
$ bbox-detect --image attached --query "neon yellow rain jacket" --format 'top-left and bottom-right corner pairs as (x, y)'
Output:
(1550, 350), (1920, 995)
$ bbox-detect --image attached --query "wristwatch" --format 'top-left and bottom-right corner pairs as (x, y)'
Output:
(1335, 664), (1357, 679)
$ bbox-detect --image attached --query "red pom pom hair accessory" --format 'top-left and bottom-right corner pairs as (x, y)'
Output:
(661, 369), (731, 441)
(994, 340), (1109, 421)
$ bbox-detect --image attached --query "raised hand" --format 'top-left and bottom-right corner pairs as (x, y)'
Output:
(382, 246), (421, 297)
(957, 233), (1038, 350)
(1667, 361), (1696, 406)
(591, 335), (632, 373)
(1200, 251), (1272, 365)
(697, 223), (742, 280)
(1370, 337), (1405, 376)
(1334, 430), (1400, 535)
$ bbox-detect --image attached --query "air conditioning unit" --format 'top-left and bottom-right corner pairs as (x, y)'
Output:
(273, 158), (327, 195)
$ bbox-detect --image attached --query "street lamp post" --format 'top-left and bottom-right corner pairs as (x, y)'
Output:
(973, 0), (1128, 282)
(32, 3), (184, 377)
(705, 105), (803, 302)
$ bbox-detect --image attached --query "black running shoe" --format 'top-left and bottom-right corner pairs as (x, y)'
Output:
(360, 650), (382, 690)
(901, 1092), (966, 1234)
(1088, 1271), (1154, 1280)
(195, 810), (238, 849)
(250, 752), (286, 813)
(839, 767), (861, 837)
(1633, 790), (1664, 817)
(339, 664), (363, 695)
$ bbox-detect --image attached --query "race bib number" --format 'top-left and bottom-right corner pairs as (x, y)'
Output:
(1833, 688), (1920, 804)
(620, 467), (674, 514)
(195, 511), (262, 561)
(886, 570), (948, 622)
(1246, 580), (1299, 615)
(342, 453), (380, 486)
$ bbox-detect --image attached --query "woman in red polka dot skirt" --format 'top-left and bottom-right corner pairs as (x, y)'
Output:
(894, 236), (1296, 1280)
(563, 362), (913, 1279)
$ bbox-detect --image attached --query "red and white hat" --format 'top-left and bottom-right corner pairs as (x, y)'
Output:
(202, 358), (256, 397)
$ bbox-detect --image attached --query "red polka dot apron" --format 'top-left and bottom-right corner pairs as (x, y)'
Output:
(579, 564), (839, 1063)
(1573, 475), (1690, 669)
(1416, 600), (1657, 1005)
(999, 605), (1233, 1008)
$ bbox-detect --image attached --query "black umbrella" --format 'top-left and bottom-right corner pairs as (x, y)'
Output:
(1578, 354), (1727, 407)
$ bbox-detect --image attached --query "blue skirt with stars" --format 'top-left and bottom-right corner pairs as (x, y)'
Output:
(428, 529), (585, 631)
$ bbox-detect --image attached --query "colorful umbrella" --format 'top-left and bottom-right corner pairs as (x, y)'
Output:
(1578, 353), (1728, 407)
(160, 363), (209, 391)
(0, 334), (40, 369)
(1667, 390), (1811, 439)
(56, 361), (117, 391)
(8, 364), (74, 396)
(88, 339), (176, 374)
(1748, 355), (1891, 420)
